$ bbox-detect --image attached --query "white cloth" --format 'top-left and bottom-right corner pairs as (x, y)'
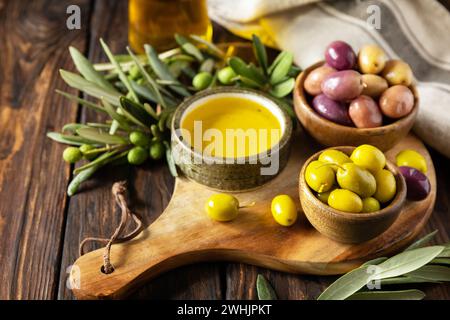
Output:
(208, 0), (450, 158)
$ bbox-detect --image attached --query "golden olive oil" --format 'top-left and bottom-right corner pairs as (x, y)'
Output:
(129, 0), (212, 52)
(181, 96), (282, 158)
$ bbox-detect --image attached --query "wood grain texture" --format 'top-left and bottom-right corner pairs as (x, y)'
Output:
(0, 0), (91, 299)
(69, 132), (435, 299)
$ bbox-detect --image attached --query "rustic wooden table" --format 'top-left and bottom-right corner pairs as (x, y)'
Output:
(0, 0), (449, 300)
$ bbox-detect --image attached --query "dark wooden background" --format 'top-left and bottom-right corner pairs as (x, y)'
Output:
(0, 0), (449, 300)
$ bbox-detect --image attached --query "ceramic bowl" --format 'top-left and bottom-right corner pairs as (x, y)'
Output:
(171, 87), (293, 191)
(293, 61), (419, 151)
(299, 146), (407, 244)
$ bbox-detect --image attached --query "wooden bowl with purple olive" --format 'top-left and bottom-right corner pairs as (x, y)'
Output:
(293, 61), (419, 152)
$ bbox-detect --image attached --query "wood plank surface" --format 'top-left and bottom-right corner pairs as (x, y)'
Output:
(0, 0), (448, 300)
(0, 0), (91, 299)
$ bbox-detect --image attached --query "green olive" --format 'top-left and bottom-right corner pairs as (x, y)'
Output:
(79, 144), (96, 160)
(316, 188), (335, 204)
(318, 149), (351, 171)
(271, 195), (298, 227)
(350, 144), (386, 173)
(149, 141), (165, 160)
(396, 149), (427, 173)
(362, 197), (381, 213)
(373, 169), (396, 203)
(127, 146), (148, 165)
(129, 131), (151, 147)
(336, 162), (377, 198)
(358, 44), (387, 74)
(381, 60), (413, 86)
(63, 147), (83, 163)
(328, 189), (363, 213)
(218, 66), (236, 85)
(129, 64), (141, 80)
(192, 71), (213, 90)
(305, 160), (336, 193)
(205, 193), (239, 222)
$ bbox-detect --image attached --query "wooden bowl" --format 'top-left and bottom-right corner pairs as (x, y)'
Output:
(293, 61), (419, 151)
(299, 146), (407, 244)
(171, 87), (293, 191)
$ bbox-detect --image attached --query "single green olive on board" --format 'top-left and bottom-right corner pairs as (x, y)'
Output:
(192, 71), (213, 90)
(217, 66), (237, 85)
(127, 146), (148, 165)
(350, 144), (386, 173)
(205, 193), (240, 222)
(328, 189), (363, 213)
(129, 131), (151, 147)
(271, 195), (298, 227)
(396, 149), (427, 174)
(63, 147), (83, 163)
(336, 162), (377, 198)
(305, 160), (336, 193)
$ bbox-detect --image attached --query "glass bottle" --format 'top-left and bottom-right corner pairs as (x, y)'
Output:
(129, 0), (212, 52)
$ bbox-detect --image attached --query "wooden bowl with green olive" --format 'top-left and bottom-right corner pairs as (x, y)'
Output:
(299, 146), (407, 244)
(293, 61), (419, 152)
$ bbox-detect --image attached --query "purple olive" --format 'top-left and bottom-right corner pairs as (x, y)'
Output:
(321, 70), (364, 102)
(399, 166), (431, 201)
(312, 94), (353, 126)
(325, 41), (356, 70)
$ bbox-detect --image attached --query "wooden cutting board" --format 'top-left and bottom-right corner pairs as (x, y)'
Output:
(71, 129), (436, 299)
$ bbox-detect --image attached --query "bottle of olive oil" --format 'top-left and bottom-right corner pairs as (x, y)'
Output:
(129, 0), (212, 52)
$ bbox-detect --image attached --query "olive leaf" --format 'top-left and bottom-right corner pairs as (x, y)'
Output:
(145, 44), (191, 97)
(189, 34), (225, 58)
(68, 165), (101, 196)
(270, 77), (295, 98)
(199, 58), (215, 74)
(405, 230), (438, 251)
(143, 103), (159, 121)
(431, 258), (450, 265)
(73, 149), (121, 175)
(346, 289), (425, 300)
(269, 52), (293, 85)
(102, 100), (132, 131)
(120, 96), (154, 128)
(47, 132), (99, 146)
(59, 70), (121, 106)
(317, 265), (373, 300)
(256, 274), (278, 300)
(62, 123), (88, 133)
(126, 47), (170, 109)
(76, 127), (127, 145)
(69, 46), (116, 91)
(371, 246), (444, 280)
(163, 141), (178, 177)
(100, 38), (139, 102)
(380, 275), (440, 285)
(175, 34), (204, 62)
(406, 265), (450, 281)
(252, 34), (268, 75)
(228, 57), (266, 86)
(56, 90), (106, 114)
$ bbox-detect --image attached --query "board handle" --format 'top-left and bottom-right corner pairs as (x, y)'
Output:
(70, 218), (197, 299)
